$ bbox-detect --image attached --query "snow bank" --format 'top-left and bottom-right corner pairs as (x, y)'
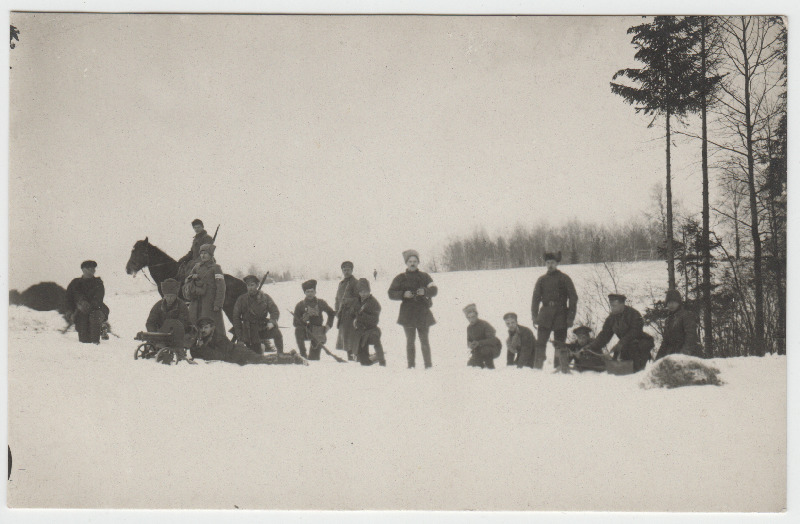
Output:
(640, 354), (723, 389)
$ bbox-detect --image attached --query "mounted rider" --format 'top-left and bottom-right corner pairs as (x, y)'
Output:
(176, 219), (214, 283)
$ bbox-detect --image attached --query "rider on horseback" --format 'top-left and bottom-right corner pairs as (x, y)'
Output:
(176, 219), (213, 283)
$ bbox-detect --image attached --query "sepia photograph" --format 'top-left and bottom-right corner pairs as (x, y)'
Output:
(4, 1), (791, 519)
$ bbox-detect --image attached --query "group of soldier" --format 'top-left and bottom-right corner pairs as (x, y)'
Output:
(64, 219), (701, 372)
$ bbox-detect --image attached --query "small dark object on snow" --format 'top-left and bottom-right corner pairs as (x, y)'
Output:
(9, 281), (66, 313)
(640, 355), (722, 389)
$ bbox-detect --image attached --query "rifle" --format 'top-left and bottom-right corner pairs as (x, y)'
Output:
(211, 224), (220, 243)
(257, 271), (270, 291)
(286, 308), (347, 363)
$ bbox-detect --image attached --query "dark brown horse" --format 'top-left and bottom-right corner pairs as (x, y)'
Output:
(125, 237), (246, 326)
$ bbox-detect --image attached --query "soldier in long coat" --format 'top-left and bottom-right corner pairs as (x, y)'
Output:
(335, 261), (360, 360)
(146, 278), (190, 332)
(293, 279), (336, 360)
(656, 289), (701, 360)
(232, 275), (283, 354)
(531, 251), (578, 370)
(587, 294), (655, 372)
(184, 243), (227, 343)
(65, 260), (110, 344)
(503, 312), (536, 368)
(353, 278), (385, 366)
(464, 304), (502, 369)
(176, 218), (214, 282)
(388, 249), (438, 369)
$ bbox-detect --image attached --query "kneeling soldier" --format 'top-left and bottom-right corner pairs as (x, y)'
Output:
(146, 278), (190, 332)
(65, 260), (111, 344)
(464, 304), (502, 369)
(586, 294), (655, 373)
(503, 312), (536, 368)
(293, 279), (335, 360)
(233, 275), (283, 355)
(353, 278), (386, 366)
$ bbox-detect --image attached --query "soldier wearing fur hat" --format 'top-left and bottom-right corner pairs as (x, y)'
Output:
(184, 243), (227, 343)
(146, 278), (190, 332)
(388, 249), (438, 369)
(588, 294), (654, 372)
(531, 251), (578, 370)
(293, 279), (335, 360)
(176, 219), (214, 282)
(232, 275), (283, 355)
(464, 304), (502, 369)
(335, 261), (361, 361)
(503, 312), (537, 368)
(65, 260), (110, 344)
(564, 326), (606, 372)
(655, 289), (701, 360)
(353, 278), (385, 366)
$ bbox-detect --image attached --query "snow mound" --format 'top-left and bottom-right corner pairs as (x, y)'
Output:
(8, 305), (68, 333)
(640, 354), (722, 389)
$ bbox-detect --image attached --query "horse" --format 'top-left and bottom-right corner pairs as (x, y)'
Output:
(125, 237), (247, 327)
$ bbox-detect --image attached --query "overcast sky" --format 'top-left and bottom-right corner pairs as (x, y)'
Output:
(9, 13), (706, 289)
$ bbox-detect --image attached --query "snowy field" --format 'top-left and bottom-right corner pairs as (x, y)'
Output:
(7, 261), (786, 511)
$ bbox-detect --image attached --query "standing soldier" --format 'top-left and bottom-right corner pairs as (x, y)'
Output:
(531, 251), (578, 371)
(293, 279), (335, 360)
(373, 269), (377, 281)
(232, 275), (283, 355)
(464, 304), (502, 369)
(655, 289), (701, 360)
(503, 312), (536, 368)
(587, 294), (655, 373)
(388, 249), (438, 369)
(65, 260), (110, 344)
(183, 243), (227, 343)
(146, 278), (190, 332)
(335, 261), (360, 361)
(176, 219), (214, 282)
(353, 278), (386, 366)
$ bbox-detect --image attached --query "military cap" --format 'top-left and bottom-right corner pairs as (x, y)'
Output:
(608, 293), (627, 303)
(161, 278), (180, 296)
(302, 279), (317, 292)
(503, 312), (518, 321)
(197, 317), (216, 327)
(80, 260), (97, 269)
(243, 275), (260, 285)
(341, 261), (354, 269)
(573, 326), (593, 336)
(462, 303), (478, 315)
(191, 219), (203, 227)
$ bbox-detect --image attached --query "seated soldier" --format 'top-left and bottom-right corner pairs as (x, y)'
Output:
(464, 303), (502, 369)
(292, 280), (335, 360)
(586, 294), (655, 373)
(146, 278), (190, 332)
(232, 275), (283, 355)
(353, 278), (386, 366)
(65, 260), (111, 344)
(503, 312), (536, 368)
(188, 317), (305, 366)
(564, 326), (606, 372)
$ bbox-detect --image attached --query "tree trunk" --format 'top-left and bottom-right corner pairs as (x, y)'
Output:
(700, 17), (713, 356)
(741, 17), (765, 356)
(666, 108), (676, 290)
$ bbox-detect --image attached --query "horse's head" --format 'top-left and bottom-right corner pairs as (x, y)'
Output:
(126, 237), (150, 275)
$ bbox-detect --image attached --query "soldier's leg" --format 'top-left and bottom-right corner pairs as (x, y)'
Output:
(403, 326), (417, 368)
(418, 325), (432, 368)
(308, 338), (322, 360)
(553, 329), (569, 373)
(534, 327), (550, 369)
(75, 311), (90, 343)
(507, 350), (516, 366)
(294, 327), (308, 358)
(372, 334), (386, 366)
(270, 326), (284, 354)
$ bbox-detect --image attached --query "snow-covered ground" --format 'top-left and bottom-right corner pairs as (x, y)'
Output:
(7, 262), (786, 510)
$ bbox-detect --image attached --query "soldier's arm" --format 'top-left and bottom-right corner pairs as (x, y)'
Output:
(232, 296), (244, 337)
(334, 282), (342, 312)
(177, 248), (193, 265)
(476, 323), (498, 348)
(590, 317), (614, 351)
(422, 273), (438, 297)
(213, 268), (226, 310)
(145, 302), (161, 332)
(387, 275), (405, 301)
(531, 279), (542, 322)
(268, 297), (280, 322)
(360, 301), (380, 329)
(618, 309), (644, 345)
(292, 303), (305, 327)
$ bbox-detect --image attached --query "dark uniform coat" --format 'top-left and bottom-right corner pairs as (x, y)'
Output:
(506, 325), (536, 368)
(293, 297), (335, 329)
(354, 294), (382, 347)
(589, 305), (654, 371)
(656, 306), (701, 359)
(388, 270), (438, 328)
(146, 298), (190, 332)
(178, 229), (214, 266)
(531, 269), (578, 330)
(65, 276), (110, 343)
(467, 319), (502, 368)
(186, 259), (227, 340)
(232, 291), (279, 345)
(189, 332), (290, 366)
(335, 275), (360, 352)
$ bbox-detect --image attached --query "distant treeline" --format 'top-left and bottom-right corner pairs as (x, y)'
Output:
(232, 266), (294, 284)
(439, 220), (662, 271)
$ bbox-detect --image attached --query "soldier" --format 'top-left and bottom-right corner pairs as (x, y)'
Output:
(564, 326), (606, 372)
(655, 289), (701, 360)
(183, 243), (227, 343)
(503, 312), (536, 368)
(353, 278), (386, 366)
(176, 219), (214, 282)
(464, 304), (502, 369)
(587, 294), (655, 372)
(292, 279), (335, 360)
(65, 260), (110, 344)
(146, 278), (190, 332)
(189, 317), (305, 366)
(335, 261), (360, 361)
(232, 275), (283, 355)
(373, 269), (377, 281)
(531, 251), (578, 371)
(388, 249), (438, 369)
